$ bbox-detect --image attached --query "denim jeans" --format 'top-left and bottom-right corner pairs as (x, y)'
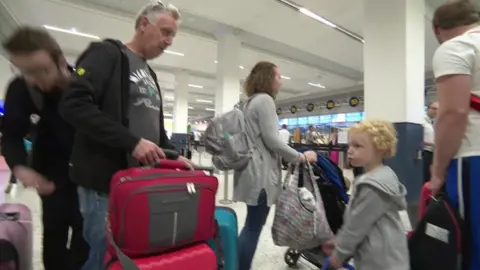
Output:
(238, 189), (271, 270)
(77, 187), (108, 270)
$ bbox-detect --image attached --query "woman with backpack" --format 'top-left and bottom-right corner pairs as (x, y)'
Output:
(235, 61), (317, 270)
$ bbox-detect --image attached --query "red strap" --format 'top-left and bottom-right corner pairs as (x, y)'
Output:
(443, 201), (462, 252)
(470, 94), (480, 112)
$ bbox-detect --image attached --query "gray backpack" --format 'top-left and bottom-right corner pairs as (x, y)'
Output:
(204, 96), (257, 171)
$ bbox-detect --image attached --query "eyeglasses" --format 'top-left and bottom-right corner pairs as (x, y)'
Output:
(10, 62), (58, 80)
(151, 0), (179, 15)
(152, 0), (165, 7)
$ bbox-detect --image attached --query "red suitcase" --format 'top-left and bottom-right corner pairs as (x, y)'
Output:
(418, 182), (432, 220)
(106, 160), (218, 260)
(107, 243), (217, 270)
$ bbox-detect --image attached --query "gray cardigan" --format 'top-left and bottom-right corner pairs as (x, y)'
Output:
(233, 93), (300, 206)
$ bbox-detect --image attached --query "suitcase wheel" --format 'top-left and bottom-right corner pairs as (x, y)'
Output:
(284, 248), (300, 267)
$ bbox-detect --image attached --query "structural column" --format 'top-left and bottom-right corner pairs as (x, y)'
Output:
(173, 71), (189, 133)
(214, 30), (241, 115)
(364, 0), (425, 221)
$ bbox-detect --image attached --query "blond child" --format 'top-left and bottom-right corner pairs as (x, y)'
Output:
(323, 119), (409, 269)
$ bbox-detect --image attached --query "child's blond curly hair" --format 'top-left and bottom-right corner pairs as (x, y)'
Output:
(348, 119), (398, 158)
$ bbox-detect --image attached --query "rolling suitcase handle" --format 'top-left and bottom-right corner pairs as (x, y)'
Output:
(149, 159), (215, 175)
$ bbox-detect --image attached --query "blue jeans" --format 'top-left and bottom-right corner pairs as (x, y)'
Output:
(77, 187), (108, 270)
(238, 190), (271, 270)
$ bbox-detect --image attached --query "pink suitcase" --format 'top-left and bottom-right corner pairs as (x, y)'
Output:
(0, 203), (33, 270)
(106, 243), (217, 270)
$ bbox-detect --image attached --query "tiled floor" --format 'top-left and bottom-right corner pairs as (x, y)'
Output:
(1, 152), (354, 270)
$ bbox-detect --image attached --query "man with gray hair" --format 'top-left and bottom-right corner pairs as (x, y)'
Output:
(60, 1), (189, 268)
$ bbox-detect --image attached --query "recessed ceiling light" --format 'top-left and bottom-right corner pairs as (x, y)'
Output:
(239, 65), (244, 69)
(205, 108), (216, 111)
(308, 82), (326, 88)
(281, 76), (291, 80)
(188, 84), (203, 89)
(164, 50), (184, 56)
(43, 25), (100, 40)
(188, 106), (194, 109)
(196, 99), (213, 103)
(214, 60), (218, 64)
(164, 113), (173, 117)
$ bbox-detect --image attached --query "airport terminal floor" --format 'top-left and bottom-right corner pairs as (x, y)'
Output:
(0, 151), (354, 270)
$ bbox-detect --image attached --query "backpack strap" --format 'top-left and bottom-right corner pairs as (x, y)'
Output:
(238, 93), (266, 147)
(236, 93), (262, 112)
(74, 39), (126, 105)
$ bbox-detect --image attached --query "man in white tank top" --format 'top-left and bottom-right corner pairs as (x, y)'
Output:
(431, 2), (480, 269)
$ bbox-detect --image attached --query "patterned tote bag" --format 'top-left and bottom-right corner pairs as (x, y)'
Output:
(272, 163), (333, 250)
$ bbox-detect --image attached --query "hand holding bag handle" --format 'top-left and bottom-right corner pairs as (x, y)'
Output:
(146, 149), (215, 174)
(321, 257), (355, 270)
(149, 158), (215, 175)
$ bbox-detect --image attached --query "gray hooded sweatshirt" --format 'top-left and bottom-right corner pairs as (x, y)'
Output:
(333, 165), (410, 270)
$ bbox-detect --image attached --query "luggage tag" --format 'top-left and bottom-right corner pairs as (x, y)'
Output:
(398, 210), (412, 233)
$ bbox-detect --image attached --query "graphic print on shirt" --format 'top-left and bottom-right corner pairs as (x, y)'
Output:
(129, 68), (160, 112)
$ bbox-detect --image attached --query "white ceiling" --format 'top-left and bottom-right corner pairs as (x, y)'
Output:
(0, 0), (453, 118)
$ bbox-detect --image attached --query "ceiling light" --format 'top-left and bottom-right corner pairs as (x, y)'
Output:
(205, 108), (216, 112)
(164, 113), (173, 117)
(308, 82), (326, 88)
(214, 60), (218, 64)
(43, 25), (100, 40)
(274, 0), (364, 43)
(196, 99), (213, 103)
(298, 8), (337, 28)
(281, 76), (291, 80)
(188, 84), (203, 89)
(164, 50), (184, 56)
(239, 65), (244, 69)
(188, 106), (194, 109)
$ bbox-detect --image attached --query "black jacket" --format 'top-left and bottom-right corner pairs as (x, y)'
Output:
(59, 39), (177, 194)
(1, 78), (74, 186)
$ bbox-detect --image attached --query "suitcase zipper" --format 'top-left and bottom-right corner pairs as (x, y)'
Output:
(117, 182), (212, 247)
(112, 172), (202, 197)
(119, 172), (194, 182)
(111, 173), (212, 215)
